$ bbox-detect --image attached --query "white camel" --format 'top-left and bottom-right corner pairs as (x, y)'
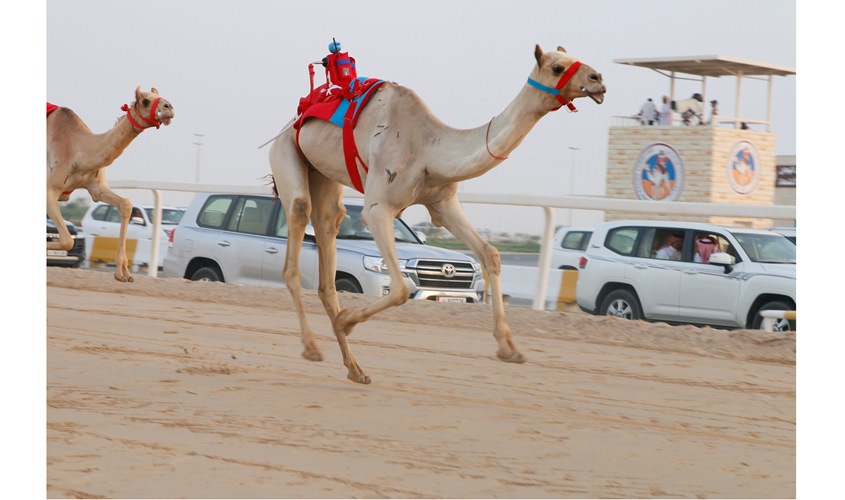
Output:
(47, 87), (175, 282)
(268, 45), (605, 384)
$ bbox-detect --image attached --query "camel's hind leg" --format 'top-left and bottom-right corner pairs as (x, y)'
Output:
(427, 195), (525, 363)
(307, 172), (372, 384)
(46, 189), (75, 252)
(269, 136), (322, 362)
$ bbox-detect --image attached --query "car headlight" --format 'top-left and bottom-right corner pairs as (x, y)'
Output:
(472, 262), (482, 272)
(363, 256), (408, 274)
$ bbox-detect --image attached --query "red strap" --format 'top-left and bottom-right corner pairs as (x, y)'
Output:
(485, 118), (508, 160)
(552, 61), (581, 112)
(343, 81), (386, 193)
(121, 97), (162, 131)
(343, 105), (367, 193)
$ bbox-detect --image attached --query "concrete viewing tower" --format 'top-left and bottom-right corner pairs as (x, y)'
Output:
(606, 55), (795, 228)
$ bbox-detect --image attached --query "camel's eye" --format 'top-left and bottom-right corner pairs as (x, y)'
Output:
(552, 65), (564, 75)
(142, 98), (150, 106)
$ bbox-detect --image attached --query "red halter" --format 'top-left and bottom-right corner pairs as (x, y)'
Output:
(121, 97), (162, 131)
(527, 60), (582, 112)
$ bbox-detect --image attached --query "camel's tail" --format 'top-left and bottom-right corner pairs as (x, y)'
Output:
(262, 174), (279, 198)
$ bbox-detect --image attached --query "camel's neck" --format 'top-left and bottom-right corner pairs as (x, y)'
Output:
(431, 84), (547, 182)
(82, 117), (142, 170)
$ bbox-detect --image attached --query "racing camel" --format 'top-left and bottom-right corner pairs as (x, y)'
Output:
(47, 87), (174, 282)
(268, 45), (605, 383)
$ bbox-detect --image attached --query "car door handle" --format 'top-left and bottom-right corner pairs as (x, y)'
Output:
(633, 263), (648, 270)
(217, 240), (231, 247)
(265, 247), (279, 254)
(683, 269), (698, 275)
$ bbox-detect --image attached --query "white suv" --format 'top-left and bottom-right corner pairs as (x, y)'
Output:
(81, 202), (185, 269)
(576, 220), (796, 331)
(549, 226), (593, 270)
(163, 193), (486, 303)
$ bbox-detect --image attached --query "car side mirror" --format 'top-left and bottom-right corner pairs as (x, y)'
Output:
(709, 252), (735, 273)
(130, 216), (146, 226)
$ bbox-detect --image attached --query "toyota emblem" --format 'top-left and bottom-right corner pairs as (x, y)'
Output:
(441, 263), (456, 278)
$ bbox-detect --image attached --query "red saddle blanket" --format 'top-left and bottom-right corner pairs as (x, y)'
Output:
(294, 77), (386, 193)
(47, 102), (60, 116)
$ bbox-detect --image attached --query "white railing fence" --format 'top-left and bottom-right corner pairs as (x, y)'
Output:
(110, 180), (796, 310)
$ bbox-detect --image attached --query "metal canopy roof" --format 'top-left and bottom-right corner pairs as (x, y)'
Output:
(613, 55), (795, 130)
(613, 55), (795, 78)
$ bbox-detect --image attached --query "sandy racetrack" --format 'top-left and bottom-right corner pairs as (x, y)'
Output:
(46, 267), (795, 498)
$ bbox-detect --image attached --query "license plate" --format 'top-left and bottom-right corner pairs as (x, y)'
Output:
(47, 250), (67, 257)
(436, 297), (466, 303)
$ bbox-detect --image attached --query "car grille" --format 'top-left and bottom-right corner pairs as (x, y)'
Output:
(47, 231), (86, 257)
(409, 260), (476, 289)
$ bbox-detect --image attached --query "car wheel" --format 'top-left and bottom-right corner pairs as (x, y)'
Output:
(191, 266), (223, 282)
(600, 289), (643, 320)
(752, 300), (795, 331)
(336, 277), (363, 294)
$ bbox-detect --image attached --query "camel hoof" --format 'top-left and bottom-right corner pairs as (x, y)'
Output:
(302, 347), (323, 362)
(498, 350), (526, 364)
(348, 373), (372, 384)
(113, 273), (133, 283)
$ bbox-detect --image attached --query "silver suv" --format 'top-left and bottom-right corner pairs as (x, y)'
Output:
(163, 193), (485, 303)
(576, 220), (796, 331)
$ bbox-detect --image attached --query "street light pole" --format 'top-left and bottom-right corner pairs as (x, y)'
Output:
(193, 133), (205, 182)
(567, 146), (579, 226)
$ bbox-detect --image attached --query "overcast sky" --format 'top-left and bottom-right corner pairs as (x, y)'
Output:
(41, 0), (796, 234)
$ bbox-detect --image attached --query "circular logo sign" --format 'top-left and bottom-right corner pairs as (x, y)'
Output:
(726, 141), (760, 194)
(632, 143), (685, 201)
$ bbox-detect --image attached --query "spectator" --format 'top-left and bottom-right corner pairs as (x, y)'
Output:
(707, 99), (719, 125)
(656, 232), (684, 260)
(694, 236), (719, 263)
(638, 98), (657, 125)
(657, 95), (672, 125)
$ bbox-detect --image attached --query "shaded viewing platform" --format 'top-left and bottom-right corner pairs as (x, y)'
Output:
(611, 55), (796, 129)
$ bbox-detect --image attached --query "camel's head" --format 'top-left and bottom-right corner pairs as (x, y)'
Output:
(530, 45), (606, 109)
(134, 86), (175, 126)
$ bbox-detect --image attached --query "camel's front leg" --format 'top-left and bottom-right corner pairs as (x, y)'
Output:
(89, 185), (134, 282)
(428, 196), (525, 363)
(331, 202), (410, 384)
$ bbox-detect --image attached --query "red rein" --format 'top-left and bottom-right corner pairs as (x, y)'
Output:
(121, 97), (161, 131)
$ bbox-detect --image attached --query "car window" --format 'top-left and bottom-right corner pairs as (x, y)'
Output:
(648, 228), (689, 261)
(733, 232), (796, 263)
(691, 232), (738, 264)
(227, 196), (274, 235)
(337, 204), (419, 243)
(91, 204), (110, 222)
(144, 208), (185, 225)
(561, 231), (592, 251)
(605, 227), (639, 255)
(274, 201), (288, 238)
(105, 206), (122, 223)
(198, 196), (234, 229)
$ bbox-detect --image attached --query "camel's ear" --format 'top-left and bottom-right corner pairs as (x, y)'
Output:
(534, 44), (544, 65)
(557, 46), (567, 53)
(135, 86), (142, 102)
(151, 87), (159, 95)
